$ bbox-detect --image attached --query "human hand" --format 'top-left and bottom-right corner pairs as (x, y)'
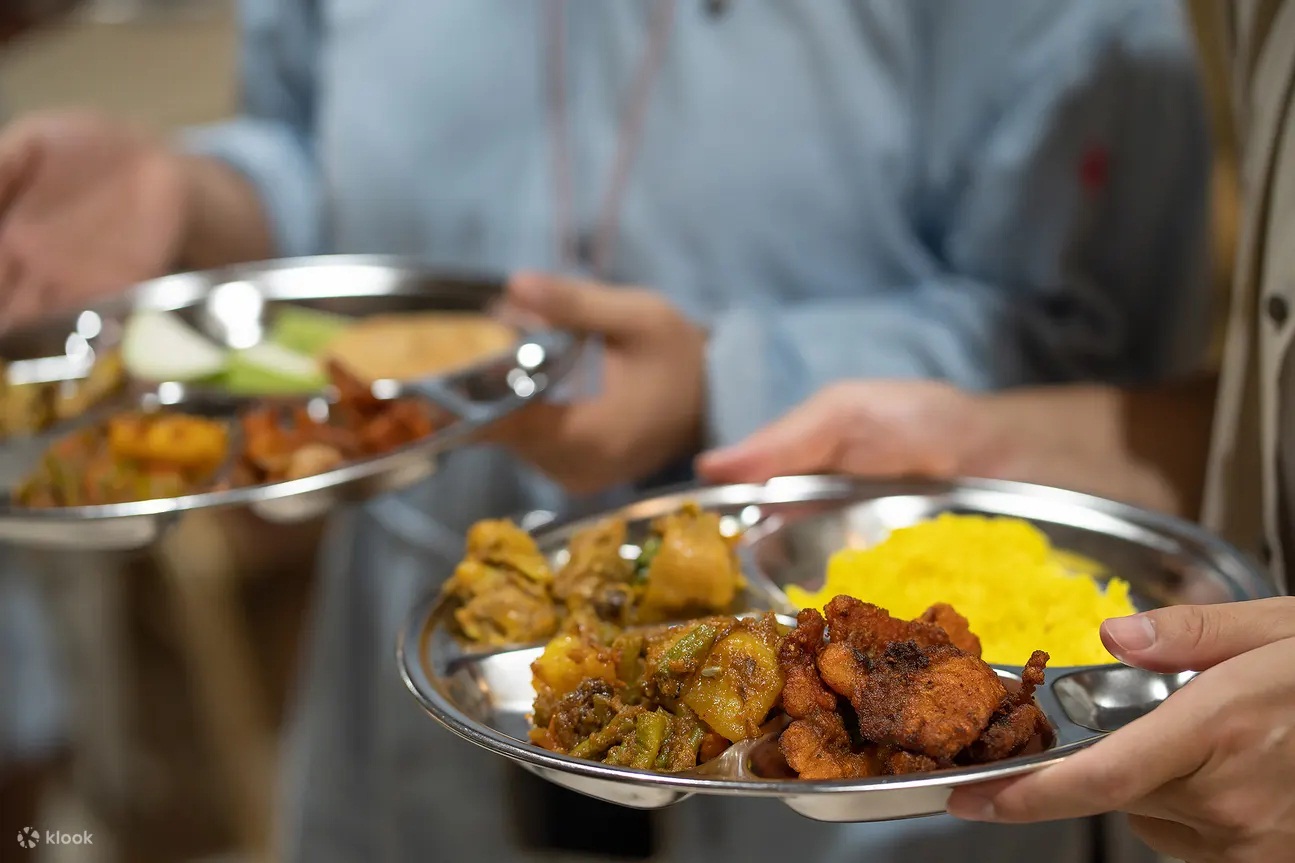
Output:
(488, 272), (707, 494)
(695, 379), (996, 483)
(0, 110), (189, 329)
(946, 598), (1295, 863)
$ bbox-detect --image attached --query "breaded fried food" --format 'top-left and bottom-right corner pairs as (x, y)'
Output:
(780, 713), (880, 780)
(815, 641), (867, 701)
(778, 609), (837, 718)
(1015, 649), (1049, 705)
(920, 603), (982, 657)
(961, 649), (1052, 764)
(961, 702), (1049, 764)
(824, 595), (952, 656)
(883, 749), (947, 775)
(849, 641), (1006, 761)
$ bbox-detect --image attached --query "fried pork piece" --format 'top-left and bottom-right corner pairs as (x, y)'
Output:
(778, 609), (837, 718)
(845, 641), (1007, 761)
(780, 713), (881, 780)
(919, 603), (982, 657)
(824, 596), (953, 656)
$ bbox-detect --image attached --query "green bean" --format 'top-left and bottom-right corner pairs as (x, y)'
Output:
(630, 711), (671, 770)
(633, 536), (662, 582)
(660, 623), (720, 673)
(570, 709), (640, 760)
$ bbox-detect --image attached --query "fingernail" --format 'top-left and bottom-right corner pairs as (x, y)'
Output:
(1104, 614), (1156, 652)
(947, 793), (999, 822)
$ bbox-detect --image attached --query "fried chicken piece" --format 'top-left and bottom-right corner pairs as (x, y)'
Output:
(780, 713), (881, 780)
(815, 641), (866, 700)
(919, 603), (982, 657)
(824, 596), (952, 656)
(961, 702), (1050, 764)
(883, 749), (948, 775)
(851, 641), (1006, 761)
(1014, 650), (1049, 707)
(960, 649), (1052, 764)
(778, 609), (837, 718)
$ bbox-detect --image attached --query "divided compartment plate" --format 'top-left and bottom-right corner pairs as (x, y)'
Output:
(399, 476), (1275, 822)
(0, 256), (581, 551)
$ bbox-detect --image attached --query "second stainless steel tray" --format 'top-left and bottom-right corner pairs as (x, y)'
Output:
(0, 256), (580, 550)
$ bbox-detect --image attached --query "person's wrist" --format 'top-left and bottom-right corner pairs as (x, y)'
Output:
(172, 153), (273, 272)
(171, 152), (210, 273)
(957, 392), (1021, 480)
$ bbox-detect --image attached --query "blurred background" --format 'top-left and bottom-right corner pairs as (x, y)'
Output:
(3, 11), (295, 863)
(0, 2), (1245, 863)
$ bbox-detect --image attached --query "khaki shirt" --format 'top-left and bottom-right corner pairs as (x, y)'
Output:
(1201, 0), (1295, 593)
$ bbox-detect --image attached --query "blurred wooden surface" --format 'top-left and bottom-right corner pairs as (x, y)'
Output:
(0, 0), (234, 131)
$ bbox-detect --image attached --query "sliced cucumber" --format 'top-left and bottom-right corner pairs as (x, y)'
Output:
(269, 306), (353, 356)
(223, 342), (327, 395)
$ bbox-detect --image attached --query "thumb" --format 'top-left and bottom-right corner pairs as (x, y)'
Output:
(695, 388), (847, 483)
(1100, 598), (1295, 673)
(506, 271), (655, 340)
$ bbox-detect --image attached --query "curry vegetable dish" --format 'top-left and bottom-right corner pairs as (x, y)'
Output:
(15, 363), (442, 507)
(445, 507), (1057, 779)
(441, 503), (744, 646)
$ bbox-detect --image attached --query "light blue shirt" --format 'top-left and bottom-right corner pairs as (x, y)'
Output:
(187, 1), (1208, 861)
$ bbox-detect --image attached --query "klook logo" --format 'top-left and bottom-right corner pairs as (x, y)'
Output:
(14, 828), (93, 850)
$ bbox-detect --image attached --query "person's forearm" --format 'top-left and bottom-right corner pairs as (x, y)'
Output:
(175, 155), (275, 271)
(966, 374), (1217, 517)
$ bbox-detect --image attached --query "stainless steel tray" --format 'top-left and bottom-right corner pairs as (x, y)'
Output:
(0, 256), (579, 551)
(399, 476), (1274, 822)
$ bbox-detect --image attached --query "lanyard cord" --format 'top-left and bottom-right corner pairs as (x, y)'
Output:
(544, 0), (677, 278)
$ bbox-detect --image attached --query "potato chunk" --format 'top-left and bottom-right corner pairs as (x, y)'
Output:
(681, 629), (784, 742)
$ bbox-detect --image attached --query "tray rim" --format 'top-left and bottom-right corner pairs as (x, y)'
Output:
(0, 256), (579, 526)
(397, 475), (1275, 799)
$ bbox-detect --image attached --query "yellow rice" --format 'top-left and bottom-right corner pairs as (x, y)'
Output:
(785, 514), (1136, 666)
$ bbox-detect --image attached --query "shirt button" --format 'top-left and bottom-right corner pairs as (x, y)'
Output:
(1267, 294), (1289, 326)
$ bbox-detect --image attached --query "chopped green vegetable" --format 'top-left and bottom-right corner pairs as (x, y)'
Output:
(660, 623), (719, 673)
(629, 711), (671, 770)
(633, 536), (661, 583)
(269, 305), (353, 356)
(570, 708), (641, 761)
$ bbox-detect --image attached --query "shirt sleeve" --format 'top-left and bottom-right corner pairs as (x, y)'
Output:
(179, 0), (323, 258)
(704, 2), (1213, 444)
